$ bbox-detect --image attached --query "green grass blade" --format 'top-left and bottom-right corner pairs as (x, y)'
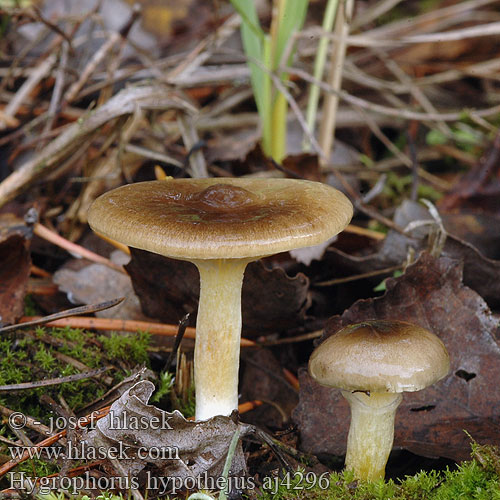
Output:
(230, 0), (266, 116)
(229, 0), (264, 41)
(274, 0), (309, 70)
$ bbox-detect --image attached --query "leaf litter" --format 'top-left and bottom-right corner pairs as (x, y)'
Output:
(295, 252), (500, 461)
(0, 213), (32, 326)
(126, 249), (311, 337)
(85, 380), (252, 495)
(1, 0), (500, 497)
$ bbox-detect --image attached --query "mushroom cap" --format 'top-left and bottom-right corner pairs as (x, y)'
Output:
(308, 320), (450, 393)
(88, 178), (353, 260)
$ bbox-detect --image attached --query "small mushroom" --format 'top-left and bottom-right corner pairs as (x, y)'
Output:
(89, 178), (352, 420)
(308, 320), (450, 481)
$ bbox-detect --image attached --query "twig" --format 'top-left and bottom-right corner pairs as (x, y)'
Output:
(167, 14), (240, 83)
(282, 368), (300, 391)
(39, 394), (75, 477)
(351, 103), (450, 191)
(0, 85), (195, 208)
(257, 330), (323, 346)
(0, 406), (111, 477)
(0, 110), (19, 128)
(237, 400), (263, 414)
(75, 105), (145, 222)
(76, 367), (149, 415)
(0, 297), (124, 333)
(374, 48), (451, 137)
(0, 404), (51, 436)
(163, 314), (190, 372)
(343, 224), (385, 240)
(17, 316), (257, 347)
(31, 6), (75, 49)
(98, 5), (142, 105)
(52, 351), (113, 385)
(177, 112), (208, 178)
(318, 0), (353, 161)
(303, 0), (339, 151)
(396, 21), (500, 44)
(0, 53), (57, 130)
(0, 366), (111, 392)
(30, 264), (51, 278)
(351, 0), (499, 40)
(62, 7), (141, 105)
(286, 65), (500, 122)
(40, 41), (69, 143)
(33, 223), (125, 273)
(315, 263), (404, 286)
(124, 143), (184, 168)
(352, 0), (404, 29)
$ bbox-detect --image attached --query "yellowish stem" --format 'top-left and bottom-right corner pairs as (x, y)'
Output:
(193, 259), (252, 420)
(341, 390), (403, 481)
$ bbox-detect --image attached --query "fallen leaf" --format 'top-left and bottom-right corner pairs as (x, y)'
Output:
(126, 249), (311, 336)
(294, 252), (500, 461)
(53, 251), (148, 321)
(85, 380), (250, 494)
(290, 236), (338, 266)
(325, 200), (500, 308)
(0, 214), (31, 326)
(439, 211), (500, 260)
(282, 153), (321, 181)
(438, 130), (500, 215)
(240, 348), (298, 429)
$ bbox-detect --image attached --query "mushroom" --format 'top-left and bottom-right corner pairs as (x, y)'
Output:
(88, 177), (352, 420)
(308, 319), (450, 481)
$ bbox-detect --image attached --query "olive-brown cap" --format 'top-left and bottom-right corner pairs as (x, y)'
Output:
(308, 320), (450, 393)
(88, 178), (353, 260)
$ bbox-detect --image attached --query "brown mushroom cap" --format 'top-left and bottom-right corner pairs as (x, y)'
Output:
(309, 320), (450, 393)
(88, 178), (353, 260)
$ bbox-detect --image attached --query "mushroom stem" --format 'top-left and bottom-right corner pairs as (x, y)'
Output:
(341, 390), (403, 481)
(193, 258), (253, 421)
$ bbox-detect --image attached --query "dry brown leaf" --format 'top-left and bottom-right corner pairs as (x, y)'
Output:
(282, 153), (321, 182)
(126, 249), (311, 336)
(0, 214), (31, 325)
(294, 252), (500, 461)
(53, 252), (148, 321)
(240, 349), (298, 429)
(325, 200), (500, 308)
(85, 380), (250, 494)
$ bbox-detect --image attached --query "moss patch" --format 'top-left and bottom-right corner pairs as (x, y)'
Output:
(0, 326), (151, 486)
(259, 445), (500, 499)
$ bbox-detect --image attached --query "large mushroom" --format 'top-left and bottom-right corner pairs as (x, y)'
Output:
(308, 320), (450, 481)
(88, 177), (352, 420)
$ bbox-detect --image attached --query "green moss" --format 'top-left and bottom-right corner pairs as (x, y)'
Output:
(99, 330), (150, 366)
(171, 380), (196, 418)
(381, 172), (442, 204)
(26, 448), (500, 499)
(24, 294), (40, 316)
(0, 326), (153, 486)
(259, 446), (500, 499)
(0, 328), (149, 436)
(14, 456), (60, 481)
(151, 371), (175, 403)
